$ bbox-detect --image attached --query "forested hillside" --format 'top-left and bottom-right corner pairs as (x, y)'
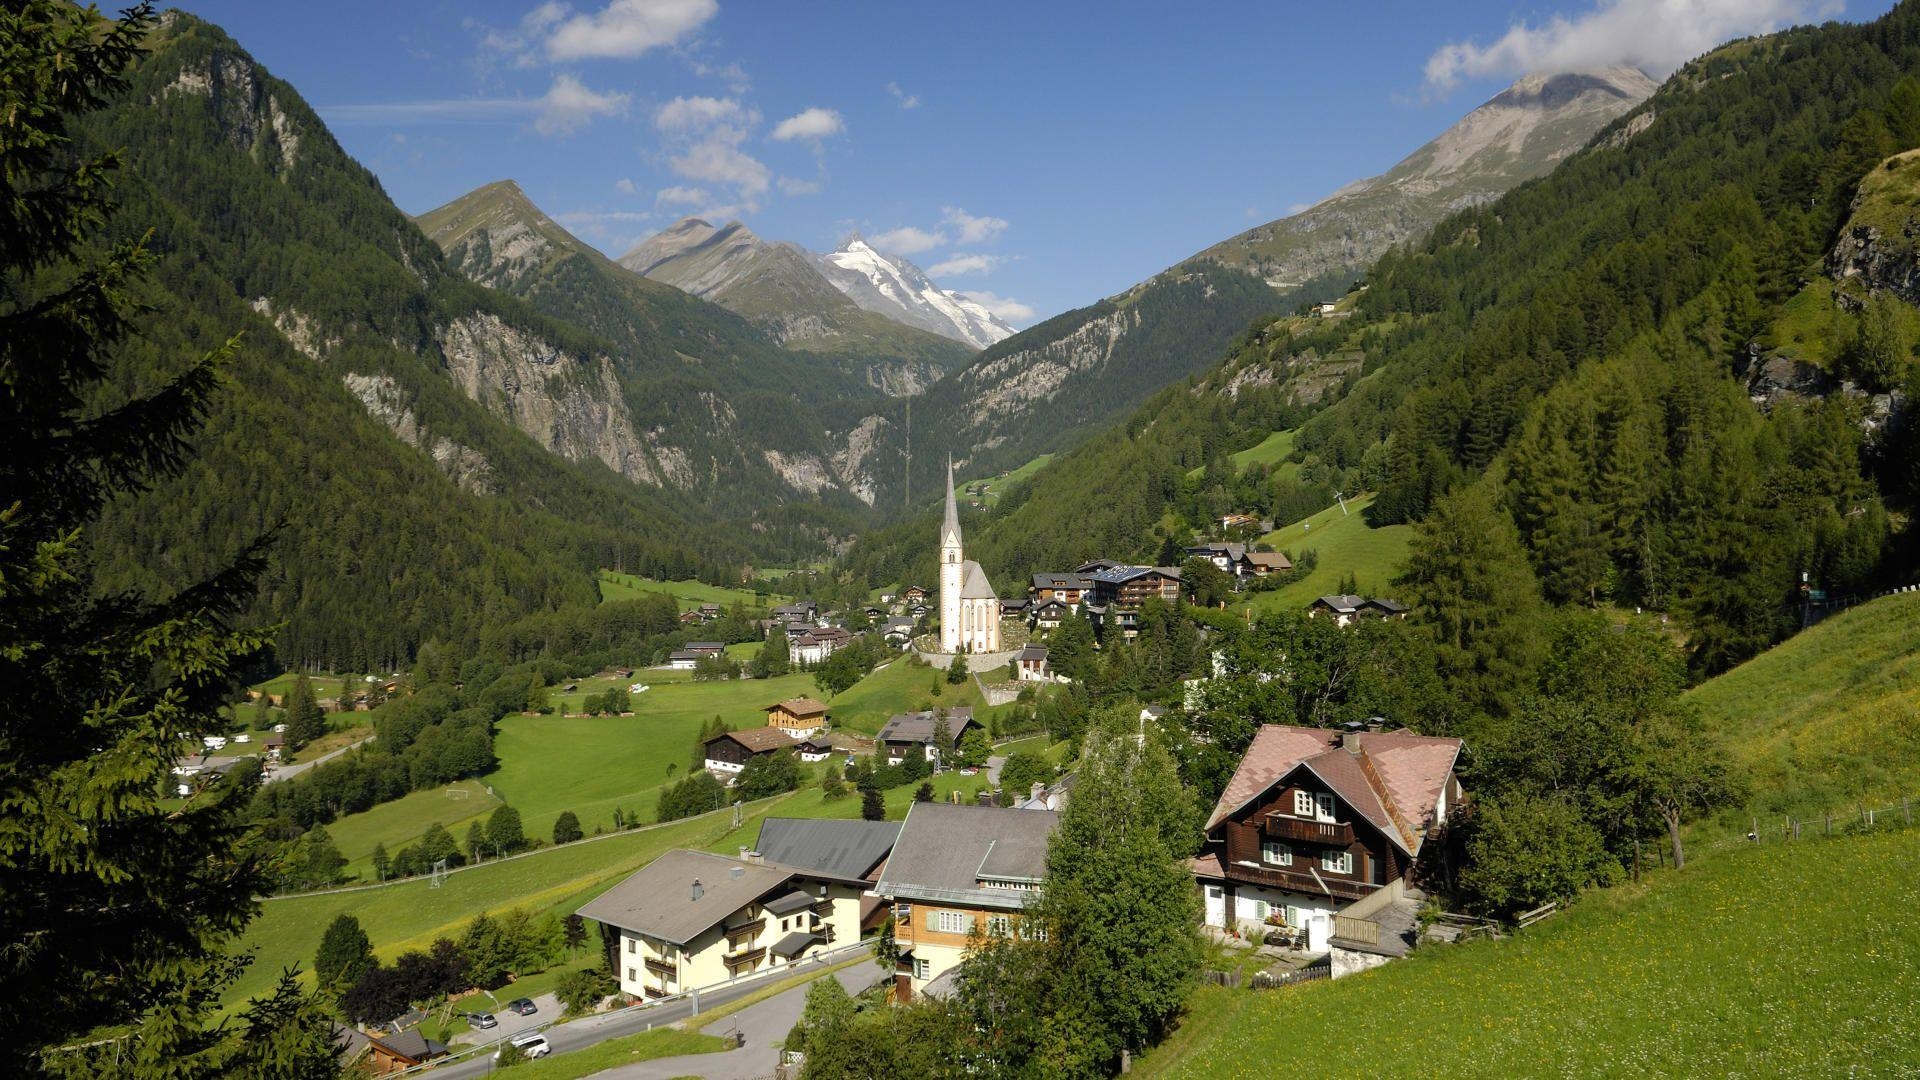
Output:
(848, 5), (1920, 677)
(76, 14), (775, 671)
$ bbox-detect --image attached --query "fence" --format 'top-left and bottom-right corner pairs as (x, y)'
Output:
(1696, 793), (1918, 859)
(1251, 961), (1330, 990)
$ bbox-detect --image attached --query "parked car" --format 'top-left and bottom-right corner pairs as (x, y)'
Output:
(466, 1012), (497, 1030)
(506, 998), (537, 1016)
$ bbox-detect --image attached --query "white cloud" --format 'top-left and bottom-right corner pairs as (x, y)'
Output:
(655, 185), (712, 206)
(958, 291), (1035, 323)
(534, 73), (630, 135)
(770, 107), (845, 142)
(941, 207), (1008, 245)
(777, 176), (823, 196)
(1285, 201), (1313, 215)
(670, 137), (769, 195)
(869, 226), (946, 255)
(545, 0), (719, 61)
(1423, 0), (1840, 90)
(927, 253), (1006, 277)
(886, 81), (920, 109)
(615, 177), (638, 194)
(653, 95), (753, 132)
(691, 58), (751, 93)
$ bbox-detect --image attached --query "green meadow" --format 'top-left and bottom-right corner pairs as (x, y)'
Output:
(1187, 429), (1299, 481)
(1139, 828), (1920, 1078)
(1245, 494), (1414, 612)
(596, 572), (784, 610)
(971, 453), (1054, 505)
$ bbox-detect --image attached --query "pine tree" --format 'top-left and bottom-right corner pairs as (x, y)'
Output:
(860, 787), (885, 821)
(371, 842), (391, 882)
(314, 915), (375, 992)
(0, 4), (327, 1072)
(552, 810), (583, 845)
(283, 673), (326, 750)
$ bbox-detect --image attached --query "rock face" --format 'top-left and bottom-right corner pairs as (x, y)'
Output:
(437, 312), (676, 487)
(157, 49), (302, 176)
(957, 306), (1141, 428)
(829, 415), (892, 506)
(342, 372), (497, 495)
(1828, 148), (1920, 309)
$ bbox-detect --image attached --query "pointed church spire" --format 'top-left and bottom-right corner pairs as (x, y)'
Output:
(943, 455), (961, 547)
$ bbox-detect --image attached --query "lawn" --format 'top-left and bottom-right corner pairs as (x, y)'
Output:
(970, 453), (1053, 506)
(1686, 589), (1920, 831)
(820, 657), (1001, 735)
(596, 572), (784, 611)
(226, 799), (804, 1010)
(489, 671), (823, 840)
(323, 779), (502, 877)
(1243, 493), (1414, 613)
(1137, 828), (1920, 1077)
(1186, 429), (1298, 481)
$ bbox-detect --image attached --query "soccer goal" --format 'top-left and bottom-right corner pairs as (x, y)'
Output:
(445, 786), (471, 800)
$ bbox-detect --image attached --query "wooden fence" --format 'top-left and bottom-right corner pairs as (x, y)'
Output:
(1697, 793), (1918, 860)
(1251, 962), (1330, 990)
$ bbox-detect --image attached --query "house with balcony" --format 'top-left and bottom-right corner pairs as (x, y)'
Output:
(765, 696), (829, 738)
(1191, 724), (1462, 970)
(1028, 572), (1091, 607)
(875, 802), (1060, 1001)
(578, 848), (868, 1002)
(1083, 565), (1182, 636)
(876, 707), (980, 765)
(703, 726), (798, 775)
(754, 816), (901, 933)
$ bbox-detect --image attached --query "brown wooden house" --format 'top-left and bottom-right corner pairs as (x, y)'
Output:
(765, 697), (830, 737)
(702, 727), (798, 776)
(1192, 725), (1462, 950)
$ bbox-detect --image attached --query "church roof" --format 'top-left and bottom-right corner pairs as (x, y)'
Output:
(961, 560), (997, 600)
(943, 458), (962, 547)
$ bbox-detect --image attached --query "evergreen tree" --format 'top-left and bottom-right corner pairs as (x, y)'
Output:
(930, 712), (953, 769)
(0, 5), (328, 1071)
(552, 810), (583, 845)
(754, 625), (791, 678)
(314, 914), (375, 992)
(860, 787), (885, 821)
(283, 673), (326, 751)
(946, 654), (968, 685)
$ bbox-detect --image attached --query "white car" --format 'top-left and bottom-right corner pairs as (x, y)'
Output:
(496, 1032), (551, 1059)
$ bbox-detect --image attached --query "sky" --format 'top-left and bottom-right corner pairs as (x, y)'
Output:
(177, 0), (1893, 328)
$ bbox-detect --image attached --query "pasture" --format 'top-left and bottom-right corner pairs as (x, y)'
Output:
(1138, 828), (1920, 1077)
(1245, 494), (1414, 613)
(596, 572), (784, 610)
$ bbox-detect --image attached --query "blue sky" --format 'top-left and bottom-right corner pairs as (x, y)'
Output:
(178, 0), (1890, 326)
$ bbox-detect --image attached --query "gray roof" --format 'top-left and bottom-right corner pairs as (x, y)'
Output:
(577, 849), (796, 945)
(943, 458), (962, 547)
(771, 930), (823, 958)
(764, 889), (817, 916)
(754, 818), (901, 883)
(1031, 573), (1089, 589)
(960, 559), (997, 600)
(1016, 643), (1049, 661)
(877, 708), (976, 748)
(1314, 594), (1366, 612)
(876, 802), (1060, 909)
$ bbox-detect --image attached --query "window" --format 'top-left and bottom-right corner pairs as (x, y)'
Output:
(1293, 790), (1314, 817)
(1261, 840), (1292, 866)
(933, 910), (972, 934)
(1249, 899), (1270, 920)
(1283, 906), (1302, 928)
(627, 967), (637, 983)
(1322, 850), (1353, 874)
(895, 903), (912, 921)
(1316, 792), (1336, 822)
(914, 958), (931, 980)
(626, 938), (636, 954)
(986, 915), (1012, 937)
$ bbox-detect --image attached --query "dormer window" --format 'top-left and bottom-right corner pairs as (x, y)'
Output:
(1315, 792), (1335, 822)
(1292, 790), (1313, 817)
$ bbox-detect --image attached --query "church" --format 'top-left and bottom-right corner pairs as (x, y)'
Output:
(939, 460), (1001, 654)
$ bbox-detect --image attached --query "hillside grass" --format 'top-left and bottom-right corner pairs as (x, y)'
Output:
(1762, 278), (1852, 367)
(1686, 589), (1920, 833)
(326, 779), (502, 878)
(1138, 829), (1920, 1077)
(971, 454), (1053, 506)
(1244, 494), (1414, 613)
(821, 657), (998, 735)
(1186, 429), (1298, 481)
(596, 572), (783, 611)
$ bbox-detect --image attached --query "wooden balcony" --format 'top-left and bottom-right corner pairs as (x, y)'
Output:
(724, 916), (766, 936)
(1263, 813), (1355, 846)
(644, 957), (678, 978)
(1223, 860), (1377, 902)
(724, 946), (766, 970)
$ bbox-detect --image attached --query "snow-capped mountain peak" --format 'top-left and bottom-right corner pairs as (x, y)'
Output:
(814, 238), (1015, 350)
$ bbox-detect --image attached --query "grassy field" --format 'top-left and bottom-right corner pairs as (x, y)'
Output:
(489, 671), (822, 840)
(325, 779), (502, 877)
(1244, 494), (1414, 613)
(1138, 828), (1920, 1077)
(596, 572), (785, 610)
(970, 454), (1053, 506)
(823, 657), (998, 735)
(1187, 429), (1298, 481)
(1686, 589), (1920, 830)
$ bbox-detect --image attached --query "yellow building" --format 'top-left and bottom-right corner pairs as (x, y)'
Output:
(875, 801), (1060, 1000)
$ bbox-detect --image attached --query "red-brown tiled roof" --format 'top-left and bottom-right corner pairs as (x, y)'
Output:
(708, 727), (799, 754)
(1204, 725), (1462, 855)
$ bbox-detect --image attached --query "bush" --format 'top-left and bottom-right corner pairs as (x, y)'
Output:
(555, 967), (616, 1016)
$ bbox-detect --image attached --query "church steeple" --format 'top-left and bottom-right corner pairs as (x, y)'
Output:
(942, 456), (961, 549)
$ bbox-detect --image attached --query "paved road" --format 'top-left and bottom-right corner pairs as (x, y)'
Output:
(599, 965), (885, 1080)
(986, 755), (1006, 785)
(431, 947), (869, 1080)
(265, 735), (374, 783)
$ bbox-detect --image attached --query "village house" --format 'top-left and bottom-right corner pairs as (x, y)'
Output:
(876, 802), (1060, 1001)
(901, 585), (929, 604)
(765, 697), (830, 738)
(578, 848), (869, 1002)
(1000, 597), (1030, 620)
(1029, 597), (1074, 631)
(771, 601), (820, 630)
(880, 617), (917, 649)
(1244, 550), (1294, 577)
(1028, 572), (1091, 607)
(1084, 564), (1182, 637)
(1074, 558), (1124, 575)
(702, 727), (798, 775)
(677, 609), (705, 626)
(1217, 513), (1273, 534)
(667, 641), (727, 670)
(1185, 542), (1294, 583)
(876, 707), (980, 765)
(754, 816), (901, 933)
(790, 626), (852, 665)
(795, 736), (836, 763)
(363, 1029), (448, 1074)
(1190, 724), (1463, 974)
(699, 602), (723, 621)
(1307, 595), (1409, 627)
(1015, 643), (1053, 682)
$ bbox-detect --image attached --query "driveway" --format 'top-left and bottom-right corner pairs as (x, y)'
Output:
(596, 965), (885, 1080)
(986, 755), (1006, 784)
(264, 735), (373, 783)
(449, 991), (559, 1047)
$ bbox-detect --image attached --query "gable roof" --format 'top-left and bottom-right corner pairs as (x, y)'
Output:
(1312, 594), (1367, 613)
(706, 727), (798, 754)
(767, 697), (829, 718)
(577, 849), (798, 945)
(876, 802), (1060, 908)
(1246, 551), (1293, 570)
(877, 708), (976, 747)
(1204, 725), (1463, 856)
(961, 559), (997, 600)
(754, 817), (901, 883)
(369, 1029), (447, 1063)
(1031, 573), (1089, 589)
(1016, 643), (1049, 662)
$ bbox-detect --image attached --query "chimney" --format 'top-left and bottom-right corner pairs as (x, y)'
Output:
(1031, 782), (1046, 803)
(730, 865), (744, 880)
(691, 878), (704, 902)
(738, 845), (749, 860)
(1341, 731), (1363, 754)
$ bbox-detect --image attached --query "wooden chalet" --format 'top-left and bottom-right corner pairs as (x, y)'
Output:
(703, 727), (798, 775)
(765, 697), (830, 737)
(876, 707), (979, 764)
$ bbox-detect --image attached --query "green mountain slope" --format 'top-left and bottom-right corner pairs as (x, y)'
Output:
(1141, 829), (1919, 1077)
(77, 13), (765, 670)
